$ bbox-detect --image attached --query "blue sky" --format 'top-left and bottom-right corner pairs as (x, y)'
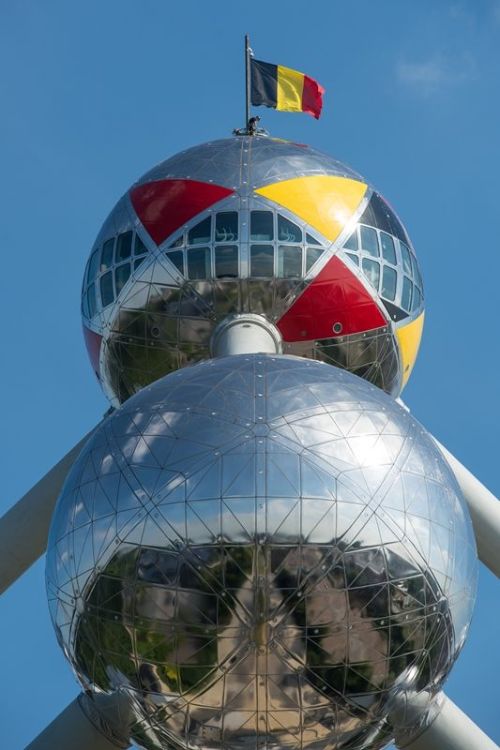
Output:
(1, 1), (499, 747)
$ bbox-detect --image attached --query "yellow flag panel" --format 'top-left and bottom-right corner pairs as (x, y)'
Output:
(396, 312), (425, 387)
(276, 65), (304, 112)
(255, 175), (368, 243)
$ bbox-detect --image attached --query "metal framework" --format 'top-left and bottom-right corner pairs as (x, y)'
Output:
(2, 127), (498, 749)
(3, 338), (499, 747)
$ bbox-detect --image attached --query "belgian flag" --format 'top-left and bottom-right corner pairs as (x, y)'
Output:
(251, 58), (324, 119)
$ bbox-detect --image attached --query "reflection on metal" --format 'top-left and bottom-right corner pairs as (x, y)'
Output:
(211, 314), (282, 357)
(389, 688), (443, 746)
(81, 137), (424, 406)
(46, 355), (477, 750)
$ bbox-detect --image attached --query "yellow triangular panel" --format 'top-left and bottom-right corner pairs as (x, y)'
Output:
(255, 175), (368, 242)
(396, 311), (425, 387)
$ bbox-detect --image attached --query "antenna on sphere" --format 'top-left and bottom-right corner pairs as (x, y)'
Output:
(234, 34), (262, 137)
(245, 33), (251, 130)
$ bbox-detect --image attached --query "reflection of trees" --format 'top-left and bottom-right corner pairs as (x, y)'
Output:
(74, 559), (138, 691)
(105, 284), (213, 403)
(271, 540), (452, 715)
(74, 544), (257, 698)
(316, 331), (399, 395)
(74, 538), (453, 749)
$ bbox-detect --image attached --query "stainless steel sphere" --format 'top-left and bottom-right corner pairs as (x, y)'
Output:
(46, 356), (476, 750)
(81, 137), (424, 406)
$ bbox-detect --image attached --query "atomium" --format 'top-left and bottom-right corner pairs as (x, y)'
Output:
(46, 355), (476, 750)
(81, 137), (425, 407)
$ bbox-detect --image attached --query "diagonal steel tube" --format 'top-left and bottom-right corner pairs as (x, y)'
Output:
(0, 426), (98, 594)
(393, 692), (499, 750)
(25, 692), (132, 750)
(397, 399), (500, 578)
(433, 438), (500, 578)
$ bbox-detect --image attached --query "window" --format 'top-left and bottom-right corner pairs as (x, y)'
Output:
(115, 263), (131, 295)
(215, 212), (238, 242)
(251, 211), (273, 241)
(278, 215), (302, 243)
(188, 247), (210, 279)
(380, 232), (396, 264)
(402, 276), (413, 311)
(168, 235), (184, 249)
(362, 258), (380, 290)
(278, 246), (302, 278)
(412, 286), (422, 312)
(188, 217), (211, 245)
(84, 229), (155, 314)
(100, 271), (114, 307)
(167, 251), (184, 275)
(153, 208), (330, 283)
(414, 262), (423, 291)
(344, 229), (358, 251)
(215, 245), (238, 278)
(87, 249), (100, 285)
(340, 223), (423, 313)
(116, 231), (133, 261)
(400, 242), (412, 276)
(360, 226), (379, 257)
(87, 283), (97, 318)
(306, 233), (321, 246)
(251, 245), (273, 277)
(82, 292), (90, 318)
(101, 239), (115, 271)
(134, 234), (147, 256)
(306, 246), (323, 272)
(381, 266), (397, 301)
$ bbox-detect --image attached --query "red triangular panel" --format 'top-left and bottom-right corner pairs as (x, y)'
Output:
(83, 325), (102, 379)
(130, 179), (234, 246)
(277, 256), (386, 341)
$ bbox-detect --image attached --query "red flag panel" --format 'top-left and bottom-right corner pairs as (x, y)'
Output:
(301, 75), (325, 119)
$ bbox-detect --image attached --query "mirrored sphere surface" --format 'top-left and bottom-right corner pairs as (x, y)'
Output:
(81, 136), (424, 406)
(46, 356), (476, 750)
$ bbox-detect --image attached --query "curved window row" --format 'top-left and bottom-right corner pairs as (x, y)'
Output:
(82, 231), (149, 318)
(343, 224), (423, 315)
(164, 210), (326, 281)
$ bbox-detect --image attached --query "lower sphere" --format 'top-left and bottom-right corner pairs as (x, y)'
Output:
(46, 355), (477, 750)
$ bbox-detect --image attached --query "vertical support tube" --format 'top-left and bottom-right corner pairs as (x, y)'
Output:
(210, 314), (282, 357)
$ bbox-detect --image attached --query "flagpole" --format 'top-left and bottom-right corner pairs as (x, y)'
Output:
(245, 34), (251, 131)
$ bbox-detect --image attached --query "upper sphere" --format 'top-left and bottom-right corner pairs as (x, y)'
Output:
(82, 137), (425, 406)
